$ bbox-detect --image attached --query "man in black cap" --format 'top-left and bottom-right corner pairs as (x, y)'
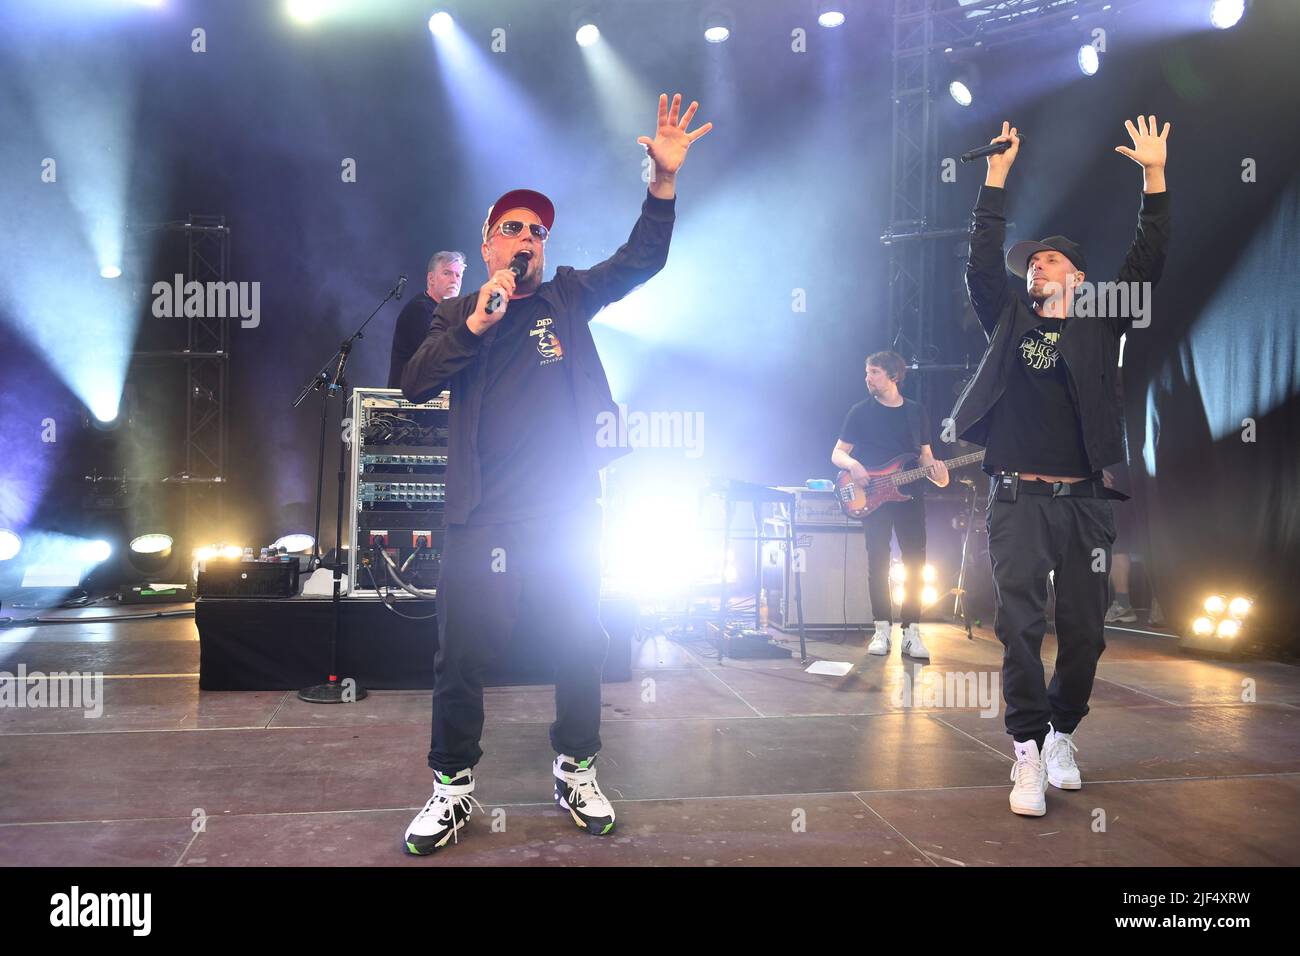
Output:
(400, 93), (712, 854)
(949, 117), (1171, 817)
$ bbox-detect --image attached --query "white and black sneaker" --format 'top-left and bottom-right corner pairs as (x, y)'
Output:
(404, 767), (482, 855)
(553, 754), (617, 835)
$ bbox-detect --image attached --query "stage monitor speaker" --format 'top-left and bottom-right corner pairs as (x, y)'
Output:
(762, 519), (871, 630)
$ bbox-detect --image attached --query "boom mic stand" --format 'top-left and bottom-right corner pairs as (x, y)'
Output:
(291, 278), (404, 703)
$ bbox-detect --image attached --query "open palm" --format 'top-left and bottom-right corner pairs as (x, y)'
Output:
(638, 93), (713, 175)
(1115, 114), (1170, 168)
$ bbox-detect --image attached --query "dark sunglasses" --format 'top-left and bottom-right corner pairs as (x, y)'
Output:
(494, 220), (549, 241)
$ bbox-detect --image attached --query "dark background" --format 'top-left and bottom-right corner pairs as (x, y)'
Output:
(1, 0), (1296, 651)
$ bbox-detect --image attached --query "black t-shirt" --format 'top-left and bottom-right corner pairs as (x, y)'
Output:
(388, 293), (438, 389)
(839, 397), (930, 468)
(983, 321), (1093, 477)
(470, 294), (597, 524)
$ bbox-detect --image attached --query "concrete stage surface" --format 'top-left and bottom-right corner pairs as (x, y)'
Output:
(2, 607), (1297, 867)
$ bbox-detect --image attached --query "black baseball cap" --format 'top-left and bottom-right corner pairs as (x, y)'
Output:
(1005, 235), (1088, 278)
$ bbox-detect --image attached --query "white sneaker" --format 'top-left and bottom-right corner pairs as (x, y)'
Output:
(554, 754), (617, 835)
(1148, 598), (1166, 627)
(1105, 601), (1137, 624)
(1043, 724), (1081, 790)
(901, 623), (930, 660)
(867, 620), (891, 656)
(1009, 739), (1048, 816)
(404, 767), (483, 855)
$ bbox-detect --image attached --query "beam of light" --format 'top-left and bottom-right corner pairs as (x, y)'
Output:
(1210, 0), (1246, 30)
(577, 33), (654, 144)
(6, 531), (114, 595)
(426, 15), (554, 206)
(0, 43), (148, 427)
(576, 23), (600, 47)
(0, 530), (21, 562)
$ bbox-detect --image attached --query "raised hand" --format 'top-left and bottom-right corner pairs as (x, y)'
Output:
(985, 120), (1021, 187)
(1115, 114), (1170, 169)
(637, 93), (713, 178)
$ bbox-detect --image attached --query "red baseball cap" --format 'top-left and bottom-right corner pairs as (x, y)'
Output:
(481, 188), (555, 243)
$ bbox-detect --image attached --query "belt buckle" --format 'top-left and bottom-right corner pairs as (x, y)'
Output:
(1051, 481), (1070, 498)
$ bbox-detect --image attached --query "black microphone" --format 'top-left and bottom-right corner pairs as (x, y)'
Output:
(394, 274), (407, 300)
(960, 132), (1025, 164)
(485, 254), (530, 314)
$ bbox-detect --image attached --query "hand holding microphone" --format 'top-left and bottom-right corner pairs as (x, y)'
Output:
(468, 254), (530, 335)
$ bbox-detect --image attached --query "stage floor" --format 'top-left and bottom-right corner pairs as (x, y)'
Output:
(2, 607), (1298, 867)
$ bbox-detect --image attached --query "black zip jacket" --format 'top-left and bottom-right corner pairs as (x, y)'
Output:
(402, 190), (676, 524)
(950, 184), (1171, 471)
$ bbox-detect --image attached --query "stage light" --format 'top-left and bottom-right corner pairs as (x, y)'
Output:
(891, 586), (906, 607)
(1209, 0), (1245, 29)
(702, 8), (733, 43)
(889, 562), (906, 584)
(922, 564), (936, 584)
(576, 23), (599, 47)
(287, 0), (327, 24)
(220, 544), (243, 560)
(0, 530), (21, 561)
(1228, 596), (1252, 619)
(428, 11), (454, 36)
(1077, 44), (1100, 76)
(100, 265), (122, 279)
(1216, 618), (1240, 639)
(1192, 616), (1215, 636)
(1204, 594), (1227, 615)
(921, 586), (939, 606)
(817, 4), (846, 28)
(949, 80), (973, 107)
(272, 533), (315, 553)
(130, 533), (172, 555)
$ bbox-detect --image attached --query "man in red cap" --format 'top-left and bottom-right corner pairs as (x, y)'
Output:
(401, 93), (712, 854)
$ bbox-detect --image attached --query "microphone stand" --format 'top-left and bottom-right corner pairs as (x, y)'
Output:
(291, 278), (404, 704)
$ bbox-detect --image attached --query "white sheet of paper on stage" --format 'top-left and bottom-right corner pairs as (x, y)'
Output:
(805, 661), (853, 677)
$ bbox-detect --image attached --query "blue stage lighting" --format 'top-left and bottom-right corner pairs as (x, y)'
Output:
(0, 530), (21, 562)
(949, 80), (973, 106)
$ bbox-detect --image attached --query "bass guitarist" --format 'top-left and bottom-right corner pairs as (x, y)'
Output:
(831, 350), (948, 658)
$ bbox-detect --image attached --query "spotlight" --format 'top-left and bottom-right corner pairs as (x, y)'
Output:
(0, 530), (21, 561)
(922, 564), (937, 584)
(921, 585), (939, 606)
(428, 11), (454, 36)
(1184, 589), (1252, 656)
(100, 265), (122, 279)
(1216, 618), (1240, 639)
(949, 80), (973, 107)
(128, 533), (174, 575)
(272, 533), (314, 553)
(1192, 616), (1215, 636)
(702, 7), (733, 43)
(1228, 596), (1252, 619)
(817, 3), (846, 28)
(1204, 594), (1226, 615)
(287, 0), (326, 24)
(196, 544), (244, 562)
(576, 23), (599, 47)
(130, 533), (173, 555)
(1209, 0), (1245, 29)
(1077, 44), (1100, 76)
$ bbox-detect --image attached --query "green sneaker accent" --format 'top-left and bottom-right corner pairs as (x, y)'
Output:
(438, 772), (452, 784)
(600, 822), (614, 835)
(406, 841), (422, 854)
(578, 758), (591, 769)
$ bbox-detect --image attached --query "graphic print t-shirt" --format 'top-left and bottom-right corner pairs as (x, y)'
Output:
(470, 294), (597, 524)
(983, 322), (1092, 477)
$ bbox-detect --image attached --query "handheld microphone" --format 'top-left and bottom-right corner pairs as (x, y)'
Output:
(485, 254), (530, 314)
(960, 132), (1025, 164)
(395, 274), (407, 299)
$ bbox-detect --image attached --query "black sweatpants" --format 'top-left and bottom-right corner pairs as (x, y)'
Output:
(862, 497), (926, 626)
(986, 483), (1115, 743)
(427, 500), (608, 774)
